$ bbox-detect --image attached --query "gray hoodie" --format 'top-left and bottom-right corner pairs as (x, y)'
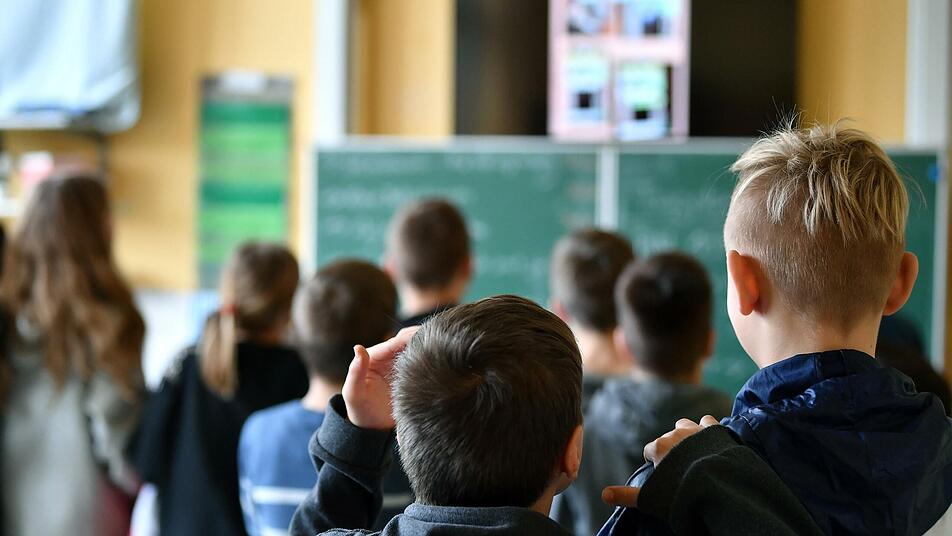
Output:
(1, 316), (143, 536)
(552, 377), (733, 535)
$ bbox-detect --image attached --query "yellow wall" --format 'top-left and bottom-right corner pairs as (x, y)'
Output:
(350, 0), (455, 136)
(797, 0), (907, 142)
(5, 0), (314, 290)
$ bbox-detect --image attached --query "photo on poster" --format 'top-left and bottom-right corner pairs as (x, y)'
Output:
(566, 49), (610, 123)
(615, 0), (680, 38)
(567, 0), (612, 35)
(614, 62), (669, 140)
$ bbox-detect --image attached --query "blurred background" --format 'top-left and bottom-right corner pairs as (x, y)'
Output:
(0, 0), (948, 391)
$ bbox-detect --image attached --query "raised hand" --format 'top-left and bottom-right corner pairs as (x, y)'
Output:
(341, 326), (420, 430)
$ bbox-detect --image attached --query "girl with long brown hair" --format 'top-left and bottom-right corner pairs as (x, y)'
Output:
(0, 174), (145, 536)
(135, 241), (308, 536)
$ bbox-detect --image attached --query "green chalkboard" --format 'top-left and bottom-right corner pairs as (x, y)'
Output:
(616, 147), (941, 395)
(315, 147), (597, 306)
(314, 142), (943, 398)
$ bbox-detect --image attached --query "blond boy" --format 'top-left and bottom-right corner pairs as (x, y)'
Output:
(599, 123), (952, 536)
(714, 124), (951, 534)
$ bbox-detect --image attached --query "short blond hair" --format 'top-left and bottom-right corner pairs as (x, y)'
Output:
(725, 122), (908, 329)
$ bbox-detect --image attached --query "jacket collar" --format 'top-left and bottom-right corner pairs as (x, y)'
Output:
(402, 503), (570, 534)
(733, 349), (883, 412)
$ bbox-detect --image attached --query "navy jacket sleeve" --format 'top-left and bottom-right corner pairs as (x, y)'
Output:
(600, 426), (823, 536)
(289, 395), (396, 536)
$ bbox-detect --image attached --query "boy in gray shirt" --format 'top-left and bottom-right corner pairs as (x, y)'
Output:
(553, 252), (733, 535)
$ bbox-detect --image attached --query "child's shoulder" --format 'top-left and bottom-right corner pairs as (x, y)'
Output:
(244, 400), (314, 435)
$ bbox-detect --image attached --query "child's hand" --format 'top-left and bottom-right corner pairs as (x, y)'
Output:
(342, 327), (420, 430)
(601, 415), (719, 507)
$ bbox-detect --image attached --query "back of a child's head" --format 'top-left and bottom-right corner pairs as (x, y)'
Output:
(386, 198), (470, 291)
(293, 259), (397, 385)
(615, 252), (712, 377)
(550, 228), (636, 331)
(393, 295), (582, 508)
(201, 242), (300, 398)
(726, 121), (908, 329)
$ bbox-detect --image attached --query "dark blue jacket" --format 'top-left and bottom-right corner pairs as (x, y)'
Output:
(722, 350), (952, 535)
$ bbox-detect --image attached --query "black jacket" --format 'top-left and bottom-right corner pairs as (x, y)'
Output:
(135, 343), (309, 536)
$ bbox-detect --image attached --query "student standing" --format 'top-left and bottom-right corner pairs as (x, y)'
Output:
(239, 259), (412, 536)
(549, 229), (636, 411)
(553, 252), (733, 535)
(604, 123), (952, 535)
(0, 175), (145, 536)
(384, 198), (472, 327)
(288, 296), (823, 536)
(136, 242), (308, 536)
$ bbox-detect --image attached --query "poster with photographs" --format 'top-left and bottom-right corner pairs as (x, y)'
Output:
(550, 0), (689, 141)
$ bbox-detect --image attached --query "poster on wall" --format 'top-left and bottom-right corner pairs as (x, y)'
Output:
(549, 0), (689, 141)
(198, 73), (292, 288)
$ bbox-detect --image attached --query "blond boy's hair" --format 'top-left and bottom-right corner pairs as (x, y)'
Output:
(725, 122), (909, 329)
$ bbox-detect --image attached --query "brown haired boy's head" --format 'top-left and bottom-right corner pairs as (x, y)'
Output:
(293, 259), (397, 384)
(550, 229), (636, 332)
(615, 252), (713, 380)
(393, 295), (583, 508)
(386, 198), (471, 295)
(725, 122), (918, 364)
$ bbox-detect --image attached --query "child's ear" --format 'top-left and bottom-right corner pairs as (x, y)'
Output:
(727, 250), (761, 316)
(613, 327), (632, 361)
(883, 252), (919, 315)
(462, 255), (474, 281)
(704, 329), (716, 359)
(551, 300), (570, 323)
(551, 425), (584, 495)
(383, 257), (398, 282)
(562, 425), (584, 480)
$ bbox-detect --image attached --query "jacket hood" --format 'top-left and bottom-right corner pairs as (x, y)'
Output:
(724, 350), (952, 535)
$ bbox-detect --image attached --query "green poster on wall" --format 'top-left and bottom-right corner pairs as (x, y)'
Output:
(198, 75), (292, 288)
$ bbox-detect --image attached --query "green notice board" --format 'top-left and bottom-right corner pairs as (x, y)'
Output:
(616, 148), (941, 395)
(315, 148), (597, 305)
(198, 92), (290, 287)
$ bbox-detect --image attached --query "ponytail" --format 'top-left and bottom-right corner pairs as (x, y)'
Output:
(197, 242), (299, 400)
(199, 308), (238, 399)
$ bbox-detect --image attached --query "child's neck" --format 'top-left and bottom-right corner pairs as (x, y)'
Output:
(574, 326), (631, 377)
(399, 285), (462, 318)
(301, 376), (343, 412)
(751, 310), (880, 369)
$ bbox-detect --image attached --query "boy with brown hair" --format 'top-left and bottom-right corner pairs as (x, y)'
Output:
(238, 259), (411, 536)
(603, 123), (952, 535)
(554, 252), (733, 535)
(385, 198), (472, 327)
(289, 295), (823, 536)
(550, 228), (637, 410)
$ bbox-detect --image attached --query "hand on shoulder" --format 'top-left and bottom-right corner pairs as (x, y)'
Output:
(602, 415), (720, 507)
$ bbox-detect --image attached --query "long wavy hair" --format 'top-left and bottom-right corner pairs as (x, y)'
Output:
(0, 174), (145, 401)
(200, 242), (299, 399)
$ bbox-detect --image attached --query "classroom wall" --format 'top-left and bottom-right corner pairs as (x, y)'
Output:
(5, 0), (314, 290)
(797, 0), (907, 142)
(350, 0), (455, 136)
